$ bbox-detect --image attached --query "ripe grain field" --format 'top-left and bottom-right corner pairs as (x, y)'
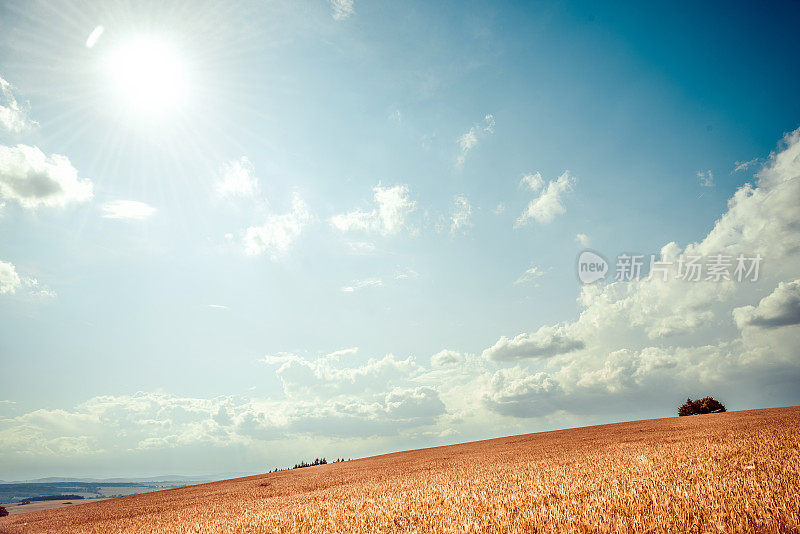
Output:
(2, 407), (798, 533)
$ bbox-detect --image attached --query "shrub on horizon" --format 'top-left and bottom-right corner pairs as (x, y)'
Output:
(678, 397), (726, 416)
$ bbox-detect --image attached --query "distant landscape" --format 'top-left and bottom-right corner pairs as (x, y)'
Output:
(0, 479), (207, 516)
(0, 473), (265, 517)
(0, 481), (197, 502)
(1, 407), (797, 533)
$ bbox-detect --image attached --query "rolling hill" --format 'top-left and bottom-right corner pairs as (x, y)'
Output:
(1, 406), (798, 533)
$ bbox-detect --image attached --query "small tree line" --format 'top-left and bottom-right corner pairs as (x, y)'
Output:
(267, 457), (350, 473)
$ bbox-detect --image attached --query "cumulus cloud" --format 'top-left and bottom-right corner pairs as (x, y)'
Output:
(264, 351), (421, 399)
(450, 195), (472, 235)
(483, 369), (562, 418)
(515, 171), (575, 226)
(576, 233), (590, 246)
(384, 386), (445, 421)
(330, 0), (354, 20)
(244, 193), (311, 258)
(574, 247), (730, 340)
(0, 349), (445, 468)
(733, 279), (800, 329)
(0, 260), (20, 295)
(101, 200), (155, 220)
(0, 392), (239, 458)
(0, 76), (36, 133)
(519, 172), (543, 192)
(0, 144), (93, 209)
(456, 114), (494, 168)
(0, 259), (55, 298)
(330, 184), (416, 236)
(431, 349), (463, 367)
(216, 157), (259, 198)
(482, 325), (585, 361)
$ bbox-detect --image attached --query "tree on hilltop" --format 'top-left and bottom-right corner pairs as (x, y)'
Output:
(678, 397), (726, 416)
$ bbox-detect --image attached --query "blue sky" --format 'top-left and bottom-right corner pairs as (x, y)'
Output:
(1, 0), (799, 480)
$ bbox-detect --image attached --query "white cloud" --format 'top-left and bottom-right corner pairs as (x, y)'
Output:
(450, 195), (473, 235)
(330, 0), (354, 20)
(519, 172), (543, 192)
(0, 76), (36, 133)
(101, 200), (155, 220)
(0, 144), (93, 209)
(482, 325), (585, 361)
(483, 368), (562, 417)
(330, 184), (416, 236)
(431, 349), (463, 367)
(394, 267), (419, 280)
(456, 114), (494, 168)
(0, 392), (236, 458)
(514, 264), (546, 285)
(244, 193), (311, 258)
(341, 277), (383, 293)
(21, 276), (56, 298)
(0, 260), (21, 295)
(733, 279), (800, 329)
(0, 259), (55, 298)
(515, 171), (575, 226)
(384, 386), (445, 421)
(697, 170), (714, 187)
(264, 351), (422, 400)
(216, 157), (259, 198)
(733, 158), (758, 173)
(341, 269), (416, 293)
(492, 202), (505, 214)
(575, 233), (590, 246)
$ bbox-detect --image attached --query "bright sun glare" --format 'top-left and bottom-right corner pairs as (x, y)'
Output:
(107, 37), (187, 113)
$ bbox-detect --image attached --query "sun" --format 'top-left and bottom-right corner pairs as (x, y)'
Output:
(106, 36), (188, 114)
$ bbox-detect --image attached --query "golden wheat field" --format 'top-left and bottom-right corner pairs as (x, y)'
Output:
(2, 406), (798, 533)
